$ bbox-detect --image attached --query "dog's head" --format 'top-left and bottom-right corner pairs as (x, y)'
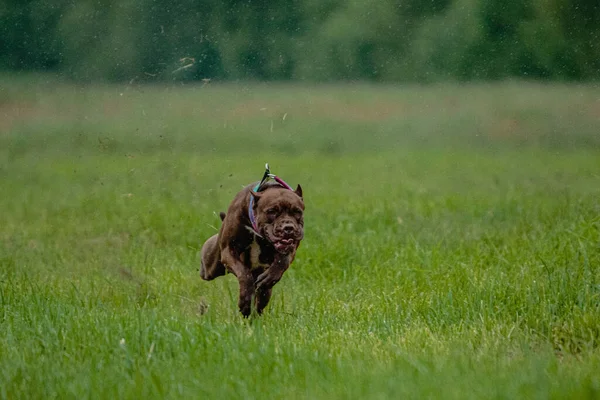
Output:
(250, 185), (304, 253)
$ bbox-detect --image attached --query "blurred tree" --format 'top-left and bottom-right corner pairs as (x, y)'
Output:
(0, 0), (598, 82)
(0, 0), (67, 70)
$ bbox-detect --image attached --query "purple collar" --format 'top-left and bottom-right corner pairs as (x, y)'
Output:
(248, 164), (293, 236)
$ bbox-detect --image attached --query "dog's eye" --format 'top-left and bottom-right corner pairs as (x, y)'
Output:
(266, 208), (278, 216)
(292, 208), (303, 219)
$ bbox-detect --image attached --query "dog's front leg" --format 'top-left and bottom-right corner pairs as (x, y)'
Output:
(256, 254), (290, 289)
(255, 286), (273, 315)
(255, 254), (290, 313)
(221, 248), (254, 317)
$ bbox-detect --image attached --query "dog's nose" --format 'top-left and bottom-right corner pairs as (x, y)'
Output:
(283, 224), (295, 235)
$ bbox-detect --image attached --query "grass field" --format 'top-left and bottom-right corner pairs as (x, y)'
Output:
(1, 74), (599, 399)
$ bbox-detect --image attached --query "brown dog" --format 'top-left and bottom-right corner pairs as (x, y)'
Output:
(200, 175), (304, 317)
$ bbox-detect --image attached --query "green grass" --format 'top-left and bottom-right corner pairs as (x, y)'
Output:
(1, 74), (600, 399)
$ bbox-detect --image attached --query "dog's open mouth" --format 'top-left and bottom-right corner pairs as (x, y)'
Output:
(273, 238), (295, 251)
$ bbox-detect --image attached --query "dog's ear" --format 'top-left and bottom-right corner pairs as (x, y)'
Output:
(294, 184), (303, 199)
(248, 187), (262, 201)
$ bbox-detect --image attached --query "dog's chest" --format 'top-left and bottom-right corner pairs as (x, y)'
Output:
(243, 240), (273, 270)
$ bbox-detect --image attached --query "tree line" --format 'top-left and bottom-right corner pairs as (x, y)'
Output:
(1, 0), (599, 82)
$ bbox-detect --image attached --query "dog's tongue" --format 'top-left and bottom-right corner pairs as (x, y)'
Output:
(275, 238), (294, 250)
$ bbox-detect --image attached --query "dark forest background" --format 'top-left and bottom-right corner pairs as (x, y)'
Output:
(1, 0), (599, 82)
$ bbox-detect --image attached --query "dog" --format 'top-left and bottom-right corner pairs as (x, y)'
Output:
(200, 168), (304, 317)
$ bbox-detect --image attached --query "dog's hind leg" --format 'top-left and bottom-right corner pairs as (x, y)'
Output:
(200, 234), (226, 280)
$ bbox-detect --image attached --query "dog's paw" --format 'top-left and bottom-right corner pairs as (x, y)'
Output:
(255, 270), (280, 290)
